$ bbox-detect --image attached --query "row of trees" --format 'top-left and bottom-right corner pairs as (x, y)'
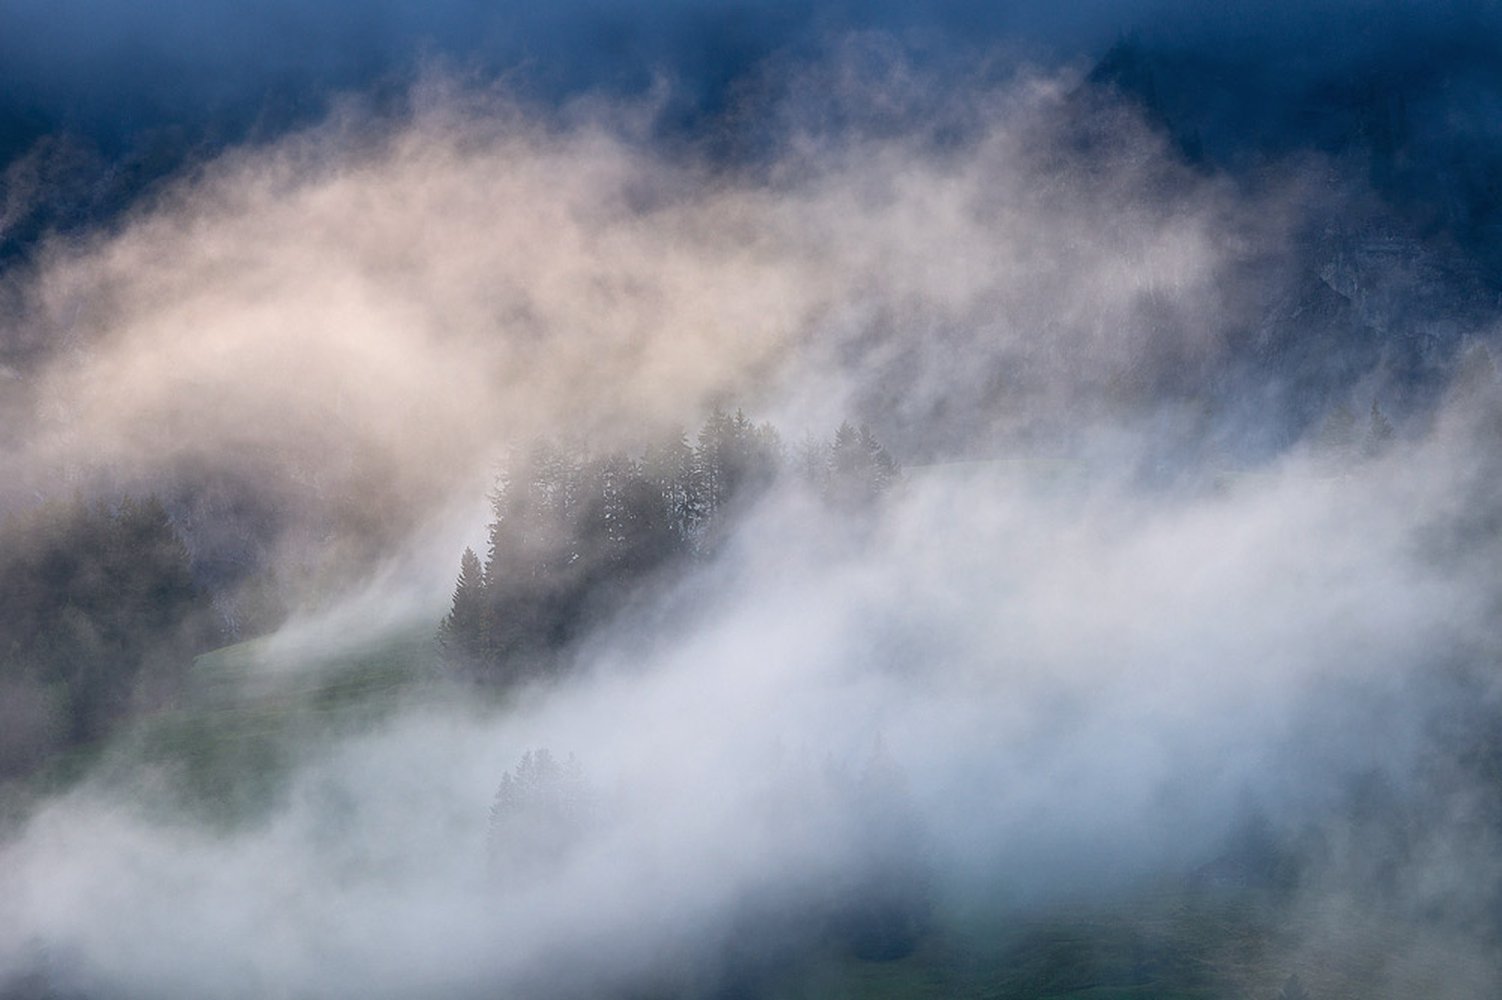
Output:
(0, 495), (215, 775)
(440, 411), (896, 685)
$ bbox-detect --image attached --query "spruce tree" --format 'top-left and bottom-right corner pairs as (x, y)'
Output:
(439, 547), (486, 663)
(827, 422), (897, 506)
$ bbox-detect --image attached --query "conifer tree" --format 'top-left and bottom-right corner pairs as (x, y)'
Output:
(827, 422), (897, 505)
(439, 547), (486, 662)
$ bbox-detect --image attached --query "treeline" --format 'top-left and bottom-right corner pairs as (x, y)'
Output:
(0, 495), (215, 776)
(441, 410), (896, 685)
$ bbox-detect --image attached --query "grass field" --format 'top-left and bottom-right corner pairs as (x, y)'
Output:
(135, 624), (445, 823)
(4, 629), (1322, 999)
(767, 885), (1296, 1000)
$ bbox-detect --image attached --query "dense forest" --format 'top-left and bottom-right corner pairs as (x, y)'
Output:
(441, 412), (896, 685)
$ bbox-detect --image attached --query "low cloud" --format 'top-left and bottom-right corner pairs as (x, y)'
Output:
(1, 43), (1499, 999)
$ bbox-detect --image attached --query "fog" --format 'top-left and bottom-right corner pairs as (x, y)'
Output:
(5, 425), (1498, 996)
(2, 10), (1502, 1000)
(1, 63), (1282, 575)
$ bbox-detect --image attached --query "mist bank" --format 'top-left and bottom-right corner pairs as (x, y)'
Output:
(6, 51), (1495, 565)
(0, 32), (1501, 1000)
(3, 410), (1501, 998)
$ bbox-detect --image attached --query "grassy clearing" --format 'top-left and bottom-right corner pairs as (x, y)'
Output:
(123, 625), (444, 822)
(0, 625), (447, 828)
(769, 884), (1292, 1000)
(3, 629), (1312, 998)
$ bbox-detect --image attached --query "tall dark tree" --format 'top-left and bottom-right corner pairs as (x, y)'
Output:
(644, 429), (697, 543)
(439, 546), (486, 663)
(693, 408), (782, 533)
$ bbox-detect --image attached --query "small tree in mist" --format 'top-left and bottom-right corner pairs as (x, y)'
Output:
(824, 421), (898, 507)
(487, 748), (593, 883)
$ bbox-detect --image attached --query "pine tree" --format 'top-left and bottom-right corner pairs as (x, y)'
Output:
(488, 748), (592, 881)
(439, 547), (486, 662)
(643, 429), (696, 544)
(693, 407), (782, 537)
(826, 422), (897, 506)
